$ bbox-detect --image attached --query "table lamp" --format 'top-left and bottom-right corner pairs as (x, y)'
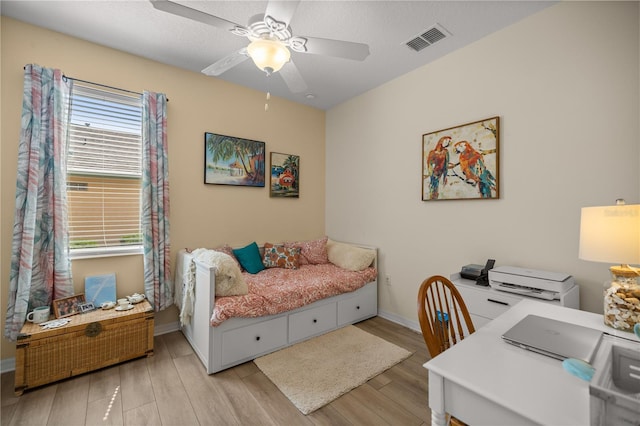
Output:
(579, 199), (640, 331)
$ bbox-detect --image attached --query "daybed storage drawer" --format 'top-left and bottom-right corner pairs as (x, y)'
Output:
(338, 283), (377, 326)
(221, 317), (287, 365)
(289, 303), (337, 343)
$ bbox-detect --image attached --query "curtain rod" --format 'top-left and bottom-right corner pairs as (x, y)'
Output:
(22, 66), (169, 101)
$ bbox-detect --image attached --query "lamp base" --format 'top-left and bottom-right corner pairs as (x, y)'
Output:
(603, 265), (640, 332)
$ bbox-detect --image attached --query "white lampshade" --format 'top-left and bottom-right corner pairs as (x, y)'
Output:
(247, 38), (290, 74)
(579, 203), (640, 265)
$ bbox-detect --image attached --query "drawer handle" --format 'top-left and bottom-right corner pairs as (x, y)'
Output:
(313, 319), (318, 323)
(255, 336), (261, 341)
(487, 298), (509, 306)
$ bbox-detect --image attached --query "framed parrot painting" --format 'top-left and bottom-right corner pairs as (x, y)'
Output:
(422, 116), (500, 201)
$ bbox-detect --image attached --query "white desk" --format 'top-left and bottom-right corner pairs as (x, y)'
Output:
(423, 299), (640, 426)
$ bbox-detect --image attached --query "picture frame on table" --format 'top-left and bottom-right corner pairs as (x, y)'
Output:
(85, 273), (116, 307)
(422, 116), (500, 201)
(53, 294), (86, 318)
(204, 132), (266, 187)
(270, 152), (299, 198)
(78, 302), (96, 313)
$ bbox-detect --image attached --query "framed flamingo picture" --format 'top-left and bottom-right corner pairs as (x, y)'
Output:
(204, 132), (265, 187)
(422, 116), (500, 201)
(270, 152), (299, 198)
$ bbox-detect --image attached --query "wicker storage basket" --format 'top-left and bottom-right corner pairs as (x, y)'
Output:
(15, 300), (154, 395)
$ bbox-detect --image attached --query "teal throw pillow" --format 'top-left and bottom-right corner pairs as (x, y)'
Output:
(233, 242), (265, 274)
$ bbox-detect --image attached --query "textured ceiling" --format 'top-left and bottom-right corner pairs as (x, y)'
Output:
(1, 1), (555, 110)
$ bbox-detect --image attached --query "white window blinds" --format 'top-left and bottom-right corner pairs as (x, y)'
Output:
(67, 82), (143, 256)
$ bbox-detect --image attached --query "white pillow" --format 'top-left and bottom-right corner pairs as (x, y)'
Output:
(327, 240), (376, 271)
(193, 249), (248, 296)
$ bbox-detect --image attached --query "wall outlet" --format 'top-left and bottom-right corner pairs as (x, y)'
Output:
(385, 275), (391, 286)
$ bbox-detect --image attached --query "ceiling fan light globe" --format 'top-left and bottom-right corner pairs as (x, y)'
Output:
(247, 38), (290, 73)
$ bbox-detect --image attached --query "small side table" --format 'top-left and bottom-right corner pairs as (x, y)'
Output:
(15, 300), (154, 395)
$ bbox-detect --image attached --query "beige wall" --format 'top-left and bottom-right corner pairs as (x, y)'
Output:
(326, 1), (640, 327)
(1, 17), (326, 362)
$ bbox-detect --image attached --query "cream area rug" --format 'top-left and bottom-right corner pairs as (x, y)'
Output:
(253, 325), (413, 415)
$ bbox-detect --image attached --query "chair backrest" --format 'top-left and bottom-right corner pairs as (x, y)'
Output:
(418, 275), (476, 358)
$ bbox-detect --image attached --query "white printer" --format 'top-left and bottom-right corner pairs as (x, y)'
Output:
(488, 266), (576, 301)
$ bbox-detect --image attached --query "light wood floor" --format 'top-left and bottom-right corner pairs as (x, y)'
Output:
(1, 316), (431, 426)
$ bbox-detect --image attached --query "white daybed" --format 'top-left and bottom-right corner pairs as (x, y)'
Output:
(175, 242), (378, 374)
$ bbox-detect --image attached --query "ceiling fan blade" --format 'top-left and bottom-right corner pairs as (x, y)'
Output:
(150, 0), (243, 33)
(295, 36), (370, 61)
(264, 0), (301, 30)
(279, 60), (308, 94)
(201, 49), (249, 76)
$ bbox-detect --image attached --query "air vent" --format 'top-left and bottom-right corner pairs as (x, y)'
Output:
(406, 37), (429, 52)
(405, 24), (450, 52)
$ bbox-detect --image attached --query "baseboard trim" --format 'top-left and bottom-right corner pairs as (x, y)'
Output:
(1, 358), (15, 374)
(154, 321), (181, 336)
(377, 309), (421, 333)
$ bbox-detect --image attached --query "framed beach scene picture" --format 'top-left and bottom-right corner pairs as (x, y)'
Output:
(204, 132), (266, 187)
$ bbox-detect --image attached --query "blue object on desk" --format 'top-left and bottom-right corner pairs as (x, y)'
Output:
(562, 358), (595, 382)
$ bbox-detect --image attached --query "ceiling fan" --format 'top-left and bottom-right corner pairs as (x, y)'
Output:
(150, 0), (370, 94)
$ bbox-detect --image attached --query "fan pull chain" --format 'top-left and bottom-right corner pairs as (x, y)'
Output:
(264, 72), (272, 112)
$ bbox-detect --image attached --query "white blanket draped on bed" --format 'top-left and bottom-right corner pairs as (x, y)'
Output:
(174, 249), (189, 312)
(178, 248), (247, 326)
(179, 250), (198, 326)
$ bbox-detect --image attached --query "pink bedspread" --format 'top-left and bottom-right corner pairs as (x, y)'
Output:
(210, 263), (377, 326)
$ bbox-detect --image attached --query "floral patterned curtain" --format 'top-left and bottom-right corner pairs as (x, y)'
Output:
(142, 91), (172, 311)
(4, 65), (74, 341)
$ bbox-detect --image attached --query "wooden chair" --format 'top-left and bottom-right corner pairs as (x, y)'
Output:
(418, 275), (476, 358)
(418, 275), (476, 426)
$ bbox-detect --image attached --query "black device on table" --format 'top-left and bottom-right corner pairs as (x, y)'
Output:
(460, 259), (495, 286)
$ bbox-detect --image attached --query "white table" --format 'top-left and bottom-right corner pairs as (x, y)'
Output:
(423, 299), (640, 426)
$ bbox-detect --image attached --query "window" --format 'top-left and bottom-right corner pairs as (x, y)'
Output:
(67, 82), (143, 258)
